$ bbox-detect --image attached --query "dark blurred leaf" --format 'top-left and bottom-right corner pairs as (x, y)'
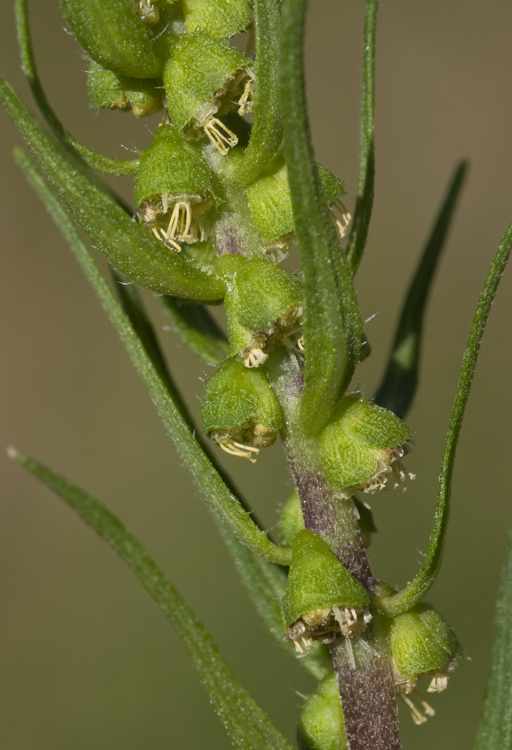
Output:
(346, 0), (378, 275)
(375, 162), (467, 418)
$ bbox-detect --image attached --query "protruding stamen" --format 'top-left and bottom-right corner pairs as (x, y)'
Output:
(297, 336), (305, 351)
(204, 117), (238, 155)
(401, 694), (428, 725)
(427, 674), (448, 693)
(237, 69), (255, 115)
(413, 689), (435, 717)
(219, 439), (259, 463)
(152, 226), (181, 252)
(330, 198), (352, 239)
(244, 347), (268, 368)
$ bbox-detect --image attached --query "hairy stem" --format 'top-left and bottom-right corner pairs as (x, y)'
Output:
(268, 350), (401, 749)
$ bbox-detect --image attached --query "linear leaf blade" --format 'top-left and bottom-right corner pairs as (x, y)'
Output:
(160, 296), (229, 366)
(375, 162), (467, 418)
(380, 218), (512, 616)
(473, 520), (512, 750)
(14, 148), (291, 566)
(234, 0), (282, 186)
(9, 450), (294, 750)
(346, 0), (378, 275)
(280, 0), (362, 434)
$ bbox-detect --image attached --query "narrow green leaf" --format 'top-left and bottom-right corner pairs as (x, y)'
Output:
(346, 0), (378, 275)
(9, 449), (294, 750)
(375, 162), (467, 419)
(379, 219), (512, 617)
(473, 520), (512, 750)
(15, 0), (139, 176)
(234, 0), (282, 186)
(1, 76), (224, 301)
(160, 296), (229, 366)
(111, 270), (195, 429)
(280, 0), (363, 434)
(14, 148), (291, 566)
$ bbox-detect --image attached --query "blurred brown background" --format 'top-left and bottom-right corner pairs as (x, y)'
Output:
(1, 1), (512, 748)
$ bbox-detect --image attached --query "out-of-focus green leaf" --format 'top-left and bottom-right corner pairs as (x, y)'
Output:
(15, 0), (140, 175)
(375, 162), (467, 418)
(473, 520), (512, 750)
(280, 0), (362, 435)
(379, 218), (512, 616)
(9, 449), (294, 750)
(0, 76), (224, 301)
(161, 296), (229, 366)
(14, 148), (291, 566)
(346, 0), (378, 275)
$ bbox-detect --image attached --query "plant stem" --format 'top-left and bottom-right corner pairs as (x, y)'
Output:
(268, 350), (401, 749)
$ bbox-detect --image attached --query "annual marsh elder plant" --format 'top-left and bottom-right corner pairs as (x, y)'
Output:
(2, 0), (512, 748)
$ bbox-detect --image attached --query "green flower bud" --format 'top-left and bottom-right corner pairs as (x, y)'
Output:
(60, 0), (162, 78)
(134, 124), (219, 251)
(200, 358), (283, 461)
(246, 151), (346, 256)
(281, 530), (371, 656)
(278, 491), (376, 550)
(160, 32), (254, 153)
(180, 240), (217, 273)
(386, 604), (463, 724)
(298, 674), (347, 750)
(213, 255), (302, 367)
(319, 395), (413, 498)
(182, 0), (252, 39)
(87, 63), (162, 117)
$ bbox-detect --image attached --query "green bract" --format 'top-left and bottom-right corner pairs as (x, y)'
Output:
(246, 151), (346, 255)
(60, 0), (162, 78)
(319, 395), (412, 497)
(200, 358), (283, 462)
(278, 491), (376, 550)
(298, 673), (347, 750)
(159, 31), (253, 153)
(281, 530), (371, 655)
(87, 63), (162, 117)
(135, 124), (219, 251)
(212, 254), (302, 367)
(182, 0), (252, 39)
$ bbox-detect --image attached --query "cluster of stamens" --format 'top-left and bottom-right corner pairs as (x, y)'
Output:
(285, 605), (372, 658)
(213, 421), (277, 463)
(329, 198), (352, 239)
(346, 443), (415, 499)
(242, 304), (303, 368)
(141, 193), (213, 252)
(393, 664), (451, 724)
